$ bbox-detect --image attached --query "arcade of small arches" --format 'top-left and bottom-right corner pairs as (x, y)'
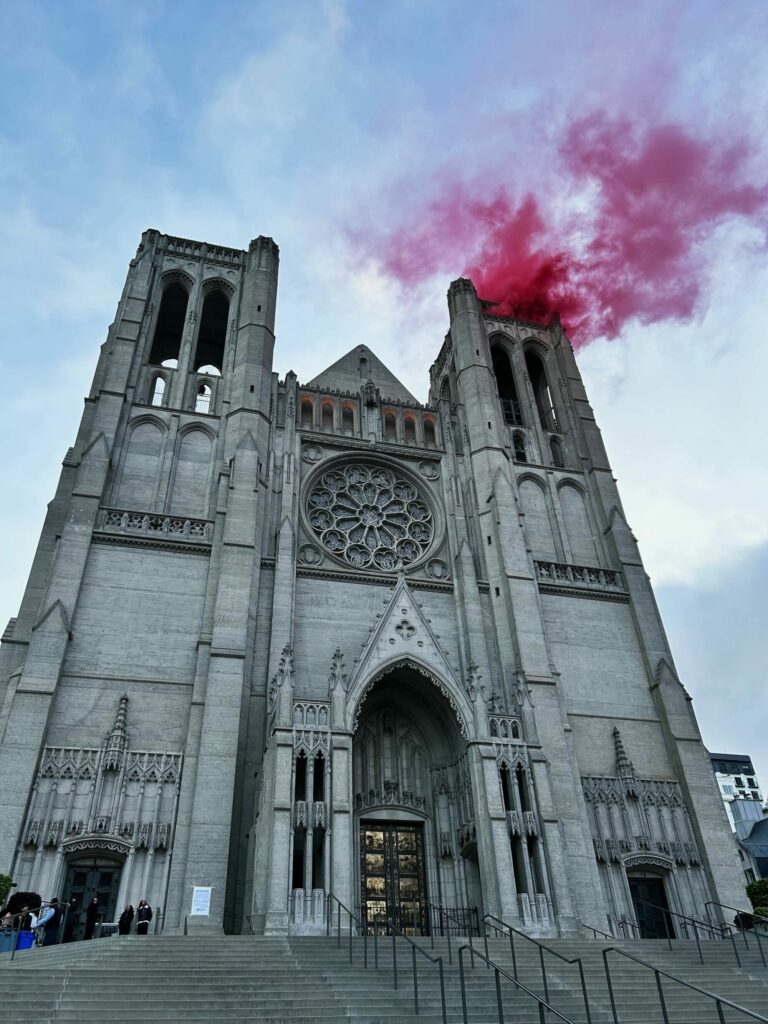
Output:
(297, 391), (439, 448)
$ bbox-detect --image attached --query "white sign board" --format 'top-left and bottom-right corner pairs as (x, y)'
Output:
(190, 886), (212, 916)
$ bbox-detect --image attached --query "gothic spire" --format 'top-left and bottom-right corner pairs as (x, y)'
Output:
(613, 726), (638, 795)
(104, 693), (128, 771)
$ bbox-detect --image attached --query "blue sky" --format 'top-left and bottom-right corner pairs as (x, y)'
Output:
(0, 0), (766, 784)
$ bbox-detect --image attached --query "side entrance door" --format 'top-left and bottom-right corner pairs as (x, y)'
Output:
(360, 821), (428, 935)
(629, 874), (674, 939)
(63, 858), (123, 939)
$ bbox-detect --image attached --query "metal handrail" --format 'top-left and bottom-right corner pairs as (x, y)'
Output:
(706, 901), (768, 966)
(458, 944), (577, 1024)
(580, 920), (614, 940)
(326, 893), (361, 966)
(633, 897), (741, 966)
(2, 906), (68, 959)
(484, 912), (592, 1024)
(383, 912), (447, 1022)
(615, 915), (642, 938)
(602, 945), (768, 1024)
(425, 902), (477, 965)
(327, 894), (447, 1023)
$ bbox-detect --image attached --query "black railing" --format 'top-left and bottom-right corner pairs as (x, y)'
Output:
(383, 911), (448, 1021)
(1, 906), (72, 958)
(458, 944), (577, 1024)
(603, 945), (768, 1024)
(326, 893), (447, 1023)
(705, 901), (768, 966)
(484, 912), (592, 1024)
(426, 903), (479, 939)
(580, 919), (614, 940)
(423, 904), (480, 966)
(633, 897), (741, 966)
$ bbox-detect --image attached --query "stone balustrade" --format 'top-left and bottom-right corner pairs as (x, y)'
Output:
(534, 560), (623, 591)
(97, 508), (213, 544)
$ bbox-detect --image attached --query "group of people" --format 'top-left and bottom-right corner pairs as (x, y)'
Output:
(117, 899), (153, 936)
(1, 895), (154, 945)
(1, 899), (67, 946)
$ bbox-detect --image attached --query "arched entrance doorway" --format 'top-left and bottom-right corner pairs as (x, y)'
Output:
(353, 663), (475, 935)
(627, 867), (675, 939)
(63, 855), (123, 939)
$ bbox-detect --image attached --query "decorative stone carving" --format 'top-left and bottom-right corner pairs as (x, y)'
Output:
(465, 663), (484, 701)
(277, 645), (294, 688)
(19, 694), (183, 892)
(613, 727), (638, 797)
(306, 462), (434, 572)
(395, 619), (416, 640)
(104, 694), (128, 771)
(534, 560), (622, 592)
(506, 810), (521, 836)
(328, 648), (347, 692)
(425, 558), (450, 581)
(489, 716), (522, 741)
(298, 544), (323, 566)
(354, 659), (467, 738)
(98, 508), (212, 545)
(301, 444), (323, 464)
(24, 820), (42, 847)
(362, 380), (379, 407)
(293, 800), (307, 829)
(418, 461), (440, 480)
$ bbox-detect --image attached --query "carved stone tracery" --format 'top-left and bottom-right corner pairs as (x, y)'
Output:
(306, 463), (435, 571)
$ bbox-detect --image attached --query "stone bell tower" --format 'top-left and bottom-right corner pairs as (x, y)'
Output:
(0, 230), (279, 932)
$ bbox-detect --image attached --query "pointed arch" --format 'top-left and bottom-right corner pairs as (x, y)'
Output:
(518, 474), (558, 559)
(116, 418), (166, 508)
(347, 656), (473, 740)
(193, 288), (230, 373)
(170, 425), (215, 517)
(149, 280), (189, 366)
(557, 480), (599, 564)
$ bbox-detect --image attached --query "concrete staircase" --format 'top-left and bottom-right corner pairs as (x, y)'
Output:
(1, 933), (767, 1023)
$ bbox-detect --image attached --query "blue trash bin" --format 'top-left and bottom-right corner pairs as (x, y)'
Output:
(0, 930), (15, 954)
(15, 931), (36, 951)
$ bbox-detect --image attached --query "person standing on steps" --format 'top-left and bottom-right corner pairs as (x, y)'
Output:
(37, 898), (63, 946)
(63, 896), (79, 942)
(84, 897), (100, 940)
(136, 899), (152, 935)
(118, 904), (134, 935)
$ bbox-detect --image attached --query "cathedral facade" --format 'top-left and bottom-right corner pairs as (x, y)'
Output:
(0, 230), (743, 937)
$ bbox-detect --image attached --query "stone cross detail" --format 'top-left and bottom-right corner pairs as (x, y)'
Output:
(395, 619), (415, 641)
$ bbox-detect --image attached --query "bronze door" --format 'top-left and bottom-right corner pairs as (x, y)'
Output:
(360, 821), (428, 934)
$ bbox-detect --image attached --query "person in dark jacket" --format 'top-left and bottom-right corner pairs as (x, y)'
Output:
(37, 898), (63, 946)
(84, 897), (100, 940)
(118, 904), (134, 935)
(63, 897), (79, 942)
(135, 899), (152, 935)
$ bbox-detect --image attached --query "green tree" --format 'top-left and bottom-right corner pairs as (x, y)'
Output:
(746, 878), (768, 910)
(0, 874), (12, 911)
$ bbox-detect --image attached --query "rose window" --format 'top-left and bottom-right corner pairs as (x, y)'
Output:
(307, 464), (434, 570)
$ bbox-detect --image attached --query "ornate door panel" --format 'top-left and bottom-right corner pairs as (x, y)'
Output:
(360, 821), (427, 935)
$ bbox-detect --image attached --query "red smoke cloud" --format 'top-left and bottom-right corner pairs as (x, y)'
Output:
(361, 113), (768, 345)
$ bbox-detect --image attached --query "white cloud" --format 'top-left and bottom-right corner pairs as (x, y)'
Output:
(579, 221), (768, 586)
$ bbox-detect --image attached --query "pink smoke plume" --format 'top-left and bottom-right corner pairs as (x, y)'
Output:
(360, 113), (768, 345)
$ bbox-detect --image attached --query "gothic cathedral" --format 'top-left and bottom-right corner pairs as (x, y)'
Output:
(0, 230), (743, 937)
